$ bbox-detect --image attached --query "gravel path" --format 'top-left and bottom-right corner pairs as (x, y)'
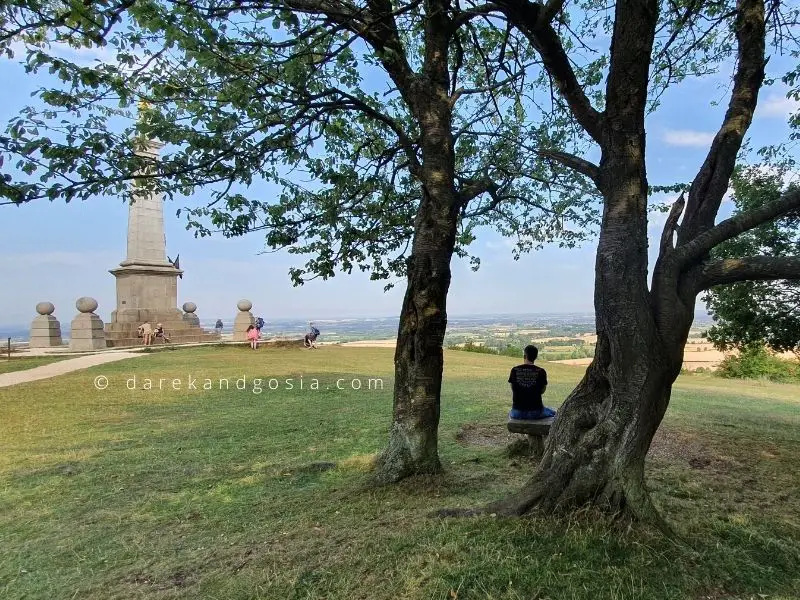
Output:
(0, 352), (145, 388)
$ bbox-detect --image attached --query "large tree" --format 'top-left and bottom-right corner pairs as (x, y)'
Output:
(468, 0), (800, 521)
(704, 164), (800, 354)
(0, 1), (597, 482)
(458, 0), (800, 523)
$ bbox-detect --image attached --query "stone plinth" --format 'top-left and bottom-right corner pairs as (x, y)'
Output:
(29, 302), (63, 348)
(182, 302), (200, 327)
(109, 263), (182, 323)
(69, 297), (106, 351)
(233, 299), (255, 342)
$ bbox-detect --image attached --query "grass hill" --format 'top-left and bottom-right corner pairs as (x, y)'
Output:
(1, 346), (798, 599)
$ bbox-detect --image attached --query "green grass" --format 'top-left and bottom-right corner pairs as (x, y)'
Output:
(0, 355), (76, 374)
(0, 346), (798, 599)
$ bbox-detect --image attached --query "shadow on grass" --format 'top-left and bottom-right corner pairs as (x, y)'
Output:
(2, 367), (800, 599)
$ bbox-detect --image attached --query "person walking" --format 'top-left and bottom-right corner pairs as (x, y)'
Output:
(137, 321), (153, 346)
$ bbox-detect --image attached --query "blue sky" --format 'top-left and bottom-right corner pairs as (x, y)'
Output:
(0, 36), (797, 327)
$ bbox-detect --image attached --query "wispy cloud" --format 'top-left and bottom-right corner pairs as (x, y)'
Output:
(8, 39), (118, 67)
(485, 238), (516, 251)
(663, 130), (715, 147)
(0, 251), (95, 269)
(758, 94), (800, 119)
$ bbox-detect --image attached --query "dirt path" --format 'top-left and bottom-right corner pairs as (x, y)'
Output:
(0, 352), (145, 388)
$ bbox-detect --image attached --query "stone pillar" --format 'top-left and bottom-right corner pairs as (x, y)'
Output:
(182, 302), (200, 327)
(233, 300), (255, 342)
(69, 297), (107, 351)
(126, 138), (168, 265)
(29, 302), (63, 348)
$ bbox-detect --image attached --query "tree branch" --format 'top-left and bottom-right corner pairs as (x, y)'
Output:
(698, 255), (800, 290)
(450, 3), (500, 29)
(537, 150), (600, 184)
(677, 0), (767, 243)
(457, 175), (498, 206)
(492, 0), (604, 142)
(674, 187), (800, 267)
(659, 192), (686, 256)
(539, 0), (565, 27)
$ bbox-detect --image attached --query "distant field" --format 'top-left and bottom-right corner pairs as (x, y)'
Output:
(0, 346), (798, 599)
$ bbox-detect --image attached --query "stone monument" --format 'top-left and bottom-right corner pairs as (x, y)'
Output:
(69, 297), (106, 351)
(182, 302), (200, 327)
(29, 302), (63, 348)
(233, 299), (255, 341)
(104, 124), (219, 347)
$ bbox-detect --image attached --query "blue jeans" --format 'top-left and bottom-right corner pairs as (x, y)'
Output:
(509, 407), (556, 420)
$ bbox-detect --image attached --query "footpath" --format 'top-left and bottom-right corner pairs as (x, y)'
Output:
(0, 352), (144, 388)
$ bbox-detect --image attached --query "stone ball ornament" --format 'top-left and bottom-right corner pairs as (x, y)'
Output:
(36, 302), (55, 316)
(75, 297), (98, 314)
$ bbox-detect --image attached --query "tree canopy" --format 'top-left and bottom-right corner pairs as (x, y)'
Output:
(704, 164), (800, 354)
(0, 0), (603, 287)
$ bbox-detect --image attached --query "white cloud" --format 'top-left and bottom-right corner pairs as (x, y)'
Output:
(485, 238), (516, 251)
(0, 251), (95, 269)
(663, 130), (716, 147)
(721, 187), (734, 205)
(758, 94), (800, 119)
(7, 39), (118, 67)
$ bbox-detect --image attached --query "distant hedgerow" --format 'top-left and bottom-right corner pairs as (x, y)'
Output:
(715, 346), (800, 383)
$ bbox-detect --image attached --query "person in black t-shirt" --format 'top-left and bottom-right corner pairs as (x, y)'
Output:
(508, 344), (556, 420)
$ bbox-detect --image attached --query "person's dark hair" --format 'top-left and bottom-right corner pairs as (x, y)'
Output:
(246, 325), (254, 331)
(524, 345), (538, 362)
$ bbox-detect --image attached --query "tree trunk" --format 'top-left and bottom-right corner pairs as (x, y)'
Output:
(482, 0), (692, 522)
(486, 322), (687, 522)
(373, 17), (459, 481)
(373, 191), (458, 483)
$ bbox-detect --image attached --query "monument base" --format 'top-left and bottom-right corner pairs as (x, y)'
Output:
(70, 312), (107, 351)
(29, 314), (63, 348)
(105, 313), (219, 347)
(105, 262), (219, 347)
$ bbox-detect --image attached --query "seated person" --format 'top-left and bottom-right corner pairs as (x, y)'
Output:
(304, 323), (320, 349)
(154, 323), (170, 342)
(508, 344), (556, 420)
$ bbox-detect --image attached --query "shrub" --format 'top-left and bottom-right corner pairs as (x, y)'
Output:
(716, 346), (800, 383)
(449, 342), (499, 355)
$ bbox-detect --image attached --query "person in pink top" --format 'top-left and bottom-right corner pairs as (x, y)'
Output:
(246, 324), (259, 349)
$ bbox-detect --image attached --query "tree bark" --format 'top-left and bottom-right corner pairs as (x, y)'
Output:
(461, 0), (772, 526)
(373, 189), (458, 483)
(373, 0), (460, 483)
(481, 0), (687, 522)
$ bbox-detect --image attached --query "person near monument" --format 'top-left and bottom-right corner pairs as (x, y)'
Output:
(508, 345), (556, 420)
(154, 322), (170, 343)
(246, 324), (259, 349)
(137, 321), (153, 346)
(255, 316), (265, 334)
(304, 322), (320, 349)
(215, 319), (224, 335)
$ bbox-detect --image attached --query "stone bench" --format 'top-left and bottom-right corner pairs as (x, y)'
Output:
(507, 417), (555, 454)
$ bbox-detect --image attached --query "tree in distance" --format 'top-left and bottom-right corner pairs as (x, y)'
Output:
(704, 164), (800, 356)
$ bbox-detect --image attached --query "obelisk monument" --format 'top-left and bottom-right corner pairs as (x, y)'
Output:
(105, 121), (216, 346)
(108, 136), (184, 326)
